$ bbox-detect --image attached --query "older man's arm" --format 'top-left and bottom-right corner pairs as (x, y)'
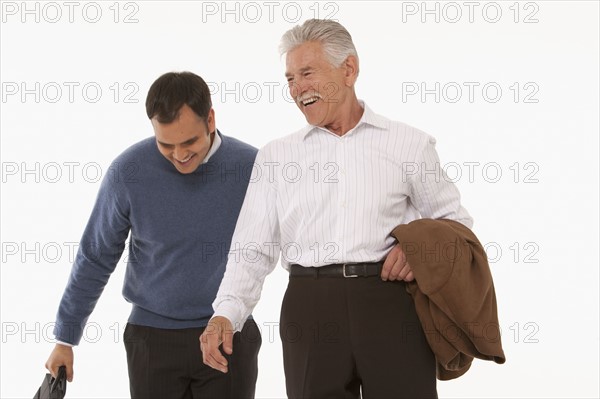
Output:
(200, 146), (281, 373)
(382, 133), (472, 281)
(408, 134), (473, 226)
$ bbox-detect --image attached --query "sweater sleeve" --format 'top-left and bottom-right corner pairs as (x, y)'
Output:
(53, 162), (131, 345)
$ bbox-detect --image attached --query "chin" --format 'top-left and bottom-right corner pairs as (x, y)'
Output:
(303, 108), (327, 126)
(304, 114), (320, 126)
(173, 162), (198, 174)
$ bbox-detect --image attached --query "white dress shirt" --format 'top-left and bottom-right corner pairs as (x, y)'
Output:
(213, 102), (473, 331)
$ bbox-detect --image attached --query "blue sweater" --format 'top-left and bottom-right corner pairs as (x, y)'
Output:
(54, 132), (257, 345)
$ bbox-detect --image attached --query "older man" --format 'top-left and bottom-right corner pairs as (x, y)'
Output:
(201, 19), (472, 398)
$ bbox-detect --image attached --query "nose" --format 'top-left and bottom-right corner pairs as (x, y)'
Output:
(290, 76), (308, 100)
(173, 146), (185, 161)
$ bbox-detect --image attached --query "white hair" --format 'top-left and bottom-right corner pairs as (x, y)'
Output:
(279, 19), (359, 68)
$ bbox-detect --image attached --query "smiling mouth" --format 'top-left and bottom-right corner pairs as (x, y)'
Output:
(302, 97), (319, 106)
(175, 154), (195, 165)
(298, 93), (322, 107)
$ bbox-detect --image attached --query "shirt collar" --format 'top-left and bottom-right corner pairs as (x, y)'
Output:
(202, 128), (222, 164)
(299, 100), (387, 140)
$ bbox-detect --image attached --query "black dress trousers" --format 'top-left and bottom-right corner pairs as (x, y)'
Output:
(280, 274), (437, 399)
(124, 319), (261, 399)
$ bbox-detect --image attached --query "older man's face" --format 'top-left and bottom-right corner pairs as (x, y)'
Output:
(285, 41), (353, 129)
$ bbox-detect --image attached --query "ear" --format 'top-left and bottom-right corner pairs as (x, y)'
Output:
(207, 108), (216, 134)
(343, 55), (359, 87)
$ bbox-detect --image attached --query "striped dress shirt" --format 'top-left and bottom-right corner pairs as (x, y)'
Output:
(213, 102), (473, 330)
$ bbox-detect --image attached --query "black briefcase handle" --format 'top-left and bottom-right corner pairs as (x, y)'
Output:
(33, 365), (67, 399)
(51, 366), (67, 393)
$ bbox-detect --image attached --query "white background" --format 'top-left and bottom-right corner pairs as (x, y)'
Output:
(1, 1), (598, 398)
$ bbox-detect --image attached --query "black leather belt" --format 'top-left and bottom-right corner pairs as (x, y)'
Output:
(289, 262), (384, 278)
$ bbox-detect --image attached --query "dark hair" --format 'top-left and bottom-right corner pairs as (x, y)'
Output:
(145, 71), (212, 123)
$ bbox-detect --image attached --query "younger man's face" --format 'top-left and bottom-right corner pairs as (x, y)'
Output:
(152, 104), (215, 174)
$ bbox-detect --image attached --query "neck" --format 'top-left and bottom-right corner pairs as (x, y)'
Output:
(325, 99), (364, 136)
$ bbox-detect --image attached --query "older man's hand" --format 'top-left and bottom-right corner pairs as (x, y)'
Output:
(381, 243), (414, 282)
(199, 316), (234, 373)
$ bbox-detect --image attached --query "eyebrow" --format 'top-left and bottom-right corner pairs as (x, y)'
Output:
(285, 66), (314, 78)
(157, 136), (199, 147)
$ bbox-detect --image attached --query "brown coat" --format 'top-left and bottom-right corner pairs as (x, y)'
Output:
(391, 219), (506, 380)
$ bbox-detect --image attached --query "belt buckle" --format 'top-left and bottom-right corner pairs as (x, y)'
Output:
(342, 263), (358, 278)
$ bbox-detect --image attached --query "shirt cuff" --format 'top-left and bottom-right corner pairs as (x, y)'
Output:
(212, 301), (245, 333)
(56, 341), (75, 347)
